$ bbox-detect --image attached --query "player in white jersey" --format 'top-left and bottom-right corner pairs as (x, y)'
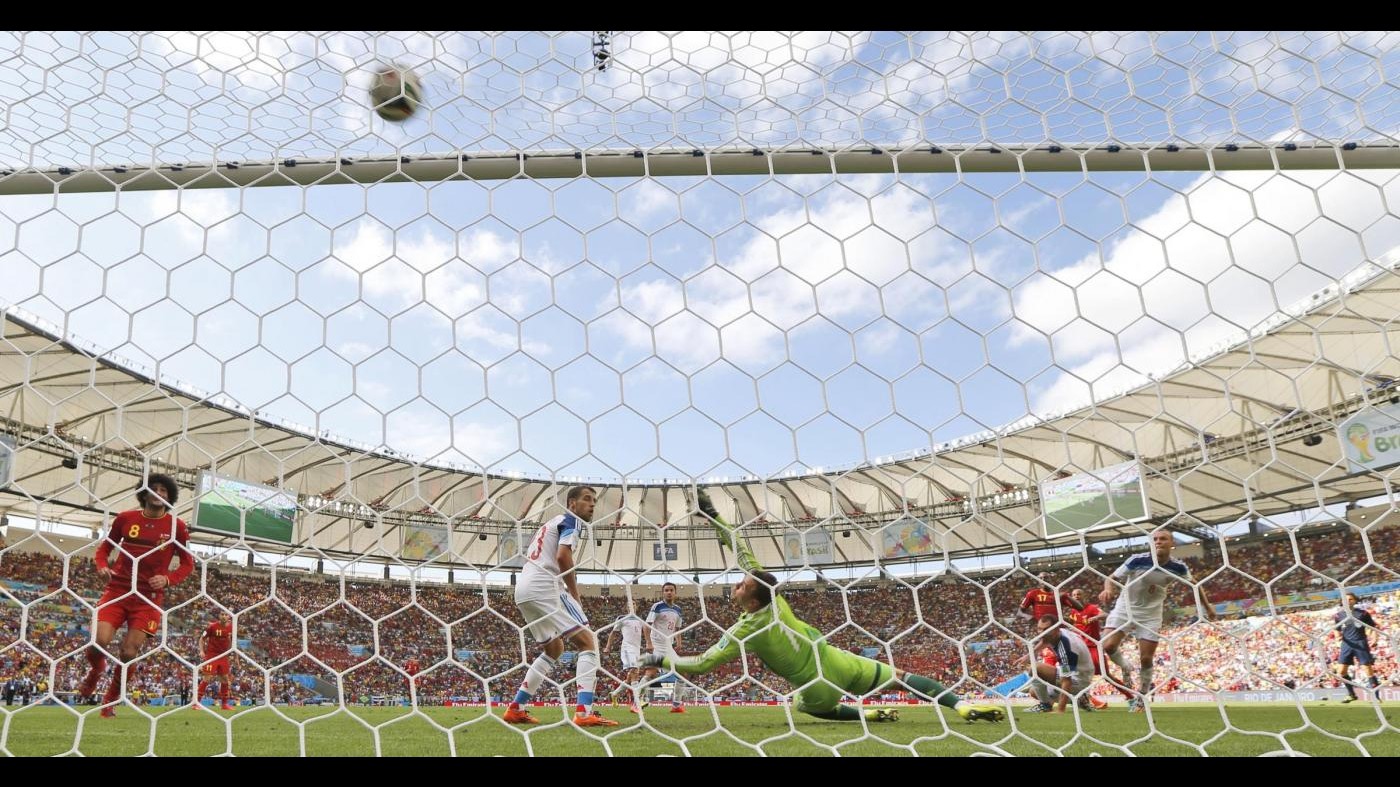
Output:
(642, 581), (685, 713)
(504, 485), (619, 728)
(1098, 529), (1215, 711)
(1022, 616), (1096, 714)
(604, 601), (646, 712)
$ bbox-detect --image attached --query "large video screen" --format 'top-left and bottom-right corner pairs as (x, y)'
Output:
(193, 471), (298, 544)
(1040, 461), (1150, 537)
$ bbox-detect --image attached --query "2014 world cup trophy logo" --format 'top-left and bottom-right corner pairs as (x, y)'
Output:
(1347, 423), (1375, 463)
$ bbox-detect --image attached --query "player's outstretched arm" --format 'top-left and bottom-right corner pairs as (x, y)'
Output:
(1099, 571), (1119, 607)
(641, 631), (741, 676)
(697, 488), (764, 575)
(94, 523), (119, 581)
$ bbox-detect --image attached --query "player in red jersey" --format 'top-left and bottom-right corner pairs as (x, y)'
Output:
(1067, 588), (1107, 661)
(1019, 573), (1083, 623)
(80, 474), (195, 717)
(198, 613), (236, 710)
(1066, 588), (1116, 707)
(404, 656), (421, 678)
(1041, 587), (1130, 705)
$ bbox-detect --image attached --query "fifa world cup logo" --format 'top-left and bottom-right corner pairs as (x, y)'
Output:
(1347, 423), (1375, 463)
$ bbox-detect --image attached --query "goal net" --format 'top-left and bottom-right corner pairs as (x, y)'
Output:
(0, 31), (1398, 757)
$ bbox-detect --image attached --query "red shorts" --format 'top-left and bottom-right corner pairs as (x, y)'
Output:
(202, 657), (231, 676)
(95, 587), (164, 635)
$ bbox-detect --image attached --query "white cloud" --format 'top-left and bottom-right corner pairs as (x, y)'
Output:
(11, 32), (1400, 477)
(619, 180), (676, 220)
(328, 219), (502, 315)
(10, 32), (1396, 174)
(336, 341), (376, 360)
(1013, 170), (1400, 414)
(323, 218), (544, 363)
(450, 416), (517, 466)
(371, 406), (515, 467)
(858, 322), (904, 355)
(598, 173), (1016, 374)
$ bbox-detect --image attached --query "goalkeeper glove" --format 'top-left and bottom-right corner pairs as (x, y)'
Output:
(696, 489), (719, 520)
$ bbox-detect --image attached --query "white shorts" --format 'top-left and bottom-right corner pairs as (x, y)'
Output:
(620, 645), (642, 670)
(1059, 670), (1094, 691)
(516, 593), (589, 644)
(1104, 606), (1164, 643)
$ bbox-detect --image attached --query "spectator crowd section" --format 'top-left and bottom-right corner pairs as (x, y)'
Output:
(2, 521), (1397, 706)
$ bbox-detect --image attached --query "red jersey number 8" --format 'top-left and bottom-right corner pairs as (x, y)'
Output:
(527, 526), (547, 561)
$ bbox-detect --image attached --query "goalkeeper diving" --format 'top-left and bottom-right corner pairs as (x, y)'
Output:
(639, 490), (1004, 724)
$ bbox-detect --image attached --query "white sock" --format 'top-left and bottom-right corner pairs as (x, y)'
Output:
(1110, 649), (1133, 676)
(516, 653), (555, 703)
(576, 651), (599, 714)
(1032, 680), (1051, 705)
(1139, 665), (1154, 697)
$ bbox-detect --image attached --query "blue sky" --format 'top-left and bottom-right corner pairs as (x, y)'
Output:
(5, 167), (1397, 484)
(2, 31), (1399, 485)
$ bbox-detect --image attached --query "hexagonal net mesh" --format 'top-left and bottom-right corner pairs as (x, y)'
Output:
(0, 31), (1398, 756)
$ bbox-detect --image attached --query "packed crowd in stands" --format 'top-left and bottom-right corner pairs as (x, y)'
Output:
(2, 522), (1397, 706)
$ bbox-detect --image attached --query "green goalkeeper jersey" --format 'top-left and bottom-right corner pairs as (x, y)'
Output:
(663, 506), (882, 698)
(666, 589), (827, 683)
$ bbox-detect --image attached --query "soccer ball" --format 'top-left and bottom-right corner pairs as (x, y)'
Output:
(369, 65), (422, 122)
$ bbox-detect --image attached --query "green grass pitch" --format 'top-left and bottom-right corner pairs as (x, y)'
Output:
(2, 703), (1396, 756)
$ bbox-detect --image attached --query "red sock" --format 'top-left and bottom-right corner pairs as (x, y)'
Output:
(221, 683), (230, 703)
(86, 647), (107, 672)
(102, 663), (128, 704)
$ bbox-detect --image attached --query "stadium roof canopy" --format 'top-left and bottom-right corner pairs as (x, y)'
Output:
(2, 263), (1396, 574)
